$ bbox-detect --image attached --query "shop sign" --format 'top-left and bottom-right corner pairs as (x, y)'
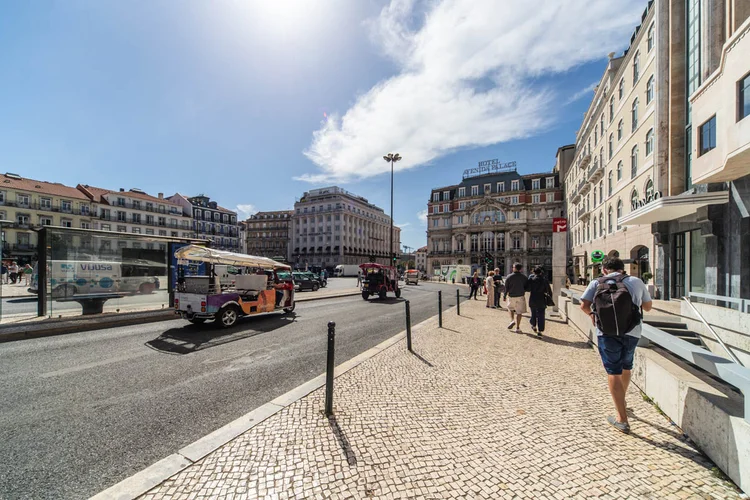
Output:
(463, 159), (517, 179)
(631, 191), (662, 211)
(591, 250), (605, 263)
(552, 218), (568, 232)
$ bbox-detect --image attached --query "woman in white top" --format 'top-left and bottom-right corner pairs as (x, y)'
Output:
(485, 271), (495, 308)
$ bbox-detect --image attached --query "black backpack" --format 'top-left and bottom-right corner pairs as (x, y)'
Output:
(592, 273), (641, 337)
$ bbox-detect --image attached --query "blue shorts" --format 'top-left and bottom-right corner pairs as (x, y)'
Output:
(597, 336), (640, 375)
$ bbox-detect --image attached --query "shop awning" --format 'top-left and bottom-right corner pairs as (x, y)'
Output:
(619, 191), (729, 227)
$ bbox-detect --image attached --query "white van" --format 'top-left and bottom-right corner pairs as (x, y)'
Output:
(29, 260), (160, 298)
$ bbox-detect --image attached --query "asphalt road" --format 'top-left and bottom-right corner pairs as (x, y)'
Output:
(0, 281), (462, 500)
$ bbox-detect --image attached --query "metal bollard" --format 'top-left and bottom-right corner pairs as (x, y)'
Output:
(438, 291), (443, 328)
(456, 289), (460, 316)
(325, 321), (335, 416)
(405, 300), (412, 352)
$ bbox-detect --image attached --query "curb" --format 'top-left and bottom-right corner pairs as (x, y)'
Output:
(0, 292), (361, 344)
(90, 308), (446, 500)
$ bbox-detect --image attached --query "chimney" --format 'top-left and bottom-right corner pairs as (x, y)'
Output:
(608, 52), (616, 59)
(119, 188), (125, 192)
(158, 193), (163, 199)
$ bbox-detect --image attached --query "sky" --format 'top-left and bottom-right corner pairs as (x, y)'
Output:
(0, 0), (647, 251)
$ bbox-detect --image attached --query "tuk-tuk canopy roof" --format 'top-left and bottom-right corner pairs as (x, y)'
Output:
(359, 262), (397, 271)
(174, 245), (291, 270)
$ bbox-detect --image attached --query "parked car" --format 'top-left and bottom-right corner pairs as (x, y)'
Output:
(306, 271), (327, 287)
(292, 271), (320, 291)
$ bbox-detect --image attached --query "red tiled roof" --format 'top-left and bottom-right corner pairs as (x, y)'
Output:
(77, 185), (181, 206)
(1, 174), (89, 200)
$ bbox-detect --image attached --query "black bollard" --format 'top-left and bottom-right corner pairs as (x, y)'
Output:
(456, 289), (460, 316)
(438, 290), (443, 328)
(325, 321), (335, 416)
(405, 300), (412, 352)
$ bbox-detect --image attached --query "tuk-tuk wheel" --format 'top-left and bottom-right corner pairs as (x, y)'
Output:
(283, 303), (296, 313)
(378, 289), (387, 300)
(395, 289), (401, 298)
(361, 291), (369, 300)
(217, 305), (239, 328)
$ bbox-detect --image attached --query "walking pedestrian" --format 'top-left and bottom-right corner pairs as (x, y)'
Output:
(485, 271), (495, 308)
(468, 270), (480, 300)
(580, 258), (652, 434)
(492, 268), (504, 309)
(526, 266), (552, 337)
(504, 262), (528, 333)
(1, 262), (7, 285)
(9, 261), (19, 284)
(23, 264), (33, 286)
(356, 270), (362, 288)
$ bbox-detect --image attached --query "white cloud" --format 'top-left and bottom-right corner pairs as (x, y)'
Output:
(235, 204), (257, 219)
(417, 209), (428, 225)
(396, 222), (411, 228)
(300, 0), (643, 183)
(565, 81), (599, 105)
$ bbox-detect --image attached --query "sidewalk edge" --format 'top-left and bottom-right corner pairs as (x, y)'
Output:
(89, 306), (447, 500)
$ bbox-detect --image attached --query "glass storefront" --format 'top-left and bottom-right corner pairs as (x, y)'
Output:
(672, 230), (706, 298)
(689, 230), (706, 293)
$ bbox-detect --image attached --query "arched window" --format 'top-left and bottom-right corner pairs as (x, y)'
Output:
(608, 134), (613, 159)
(593, 217), (597, 237)
(619, 79), (624, 100)
(599, 149), (603, 169)
(646, 75), (655, 104)
(631, 98), (639, 132)
(609, 96), (615, 122)
(617, 160), (623, 180)
(608, 171), (614, 196)
(616, 199), (623, 230)
(608, 206), (613, 233)
(599, 212), (604, 237)
(633, 50), (640, 84)
(482, 231), (494, 252)
(647, 23), (655, 52)
(631, 189), (639, 210)
(645, 179), (655, 200)
(646, 128), (654, 156)
(631, 145), (638, 178)
(617, 119), (623, 140)
(600, 115), (605, 136)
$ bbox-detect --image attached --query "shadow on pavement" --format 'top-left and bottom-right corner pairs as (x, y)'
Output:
(361, 297), (405, 305)
(535, 334), (592, 350)
(328, 415), (357, 466)
(146, 312), (298, 355)
(411, 351), (434, 367)
(6, 297), (38, 303)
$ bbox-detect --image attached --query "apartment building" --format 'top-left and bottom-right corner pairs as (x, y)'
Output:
(243, 210), (293, 260)
(426, 163), (564, 278)
(168, 194), (240, 252)
(566, 1), (658, 283)
(78, 186), (193, 253)
(415, 246), (428, 272)
(0, 173), (93, 263)
(291, 187), (401, 270)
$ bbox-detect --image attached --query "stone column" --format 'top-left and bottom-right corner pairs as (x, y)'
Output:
(465, 233), (470, 253)
(451, 234), (456, 253)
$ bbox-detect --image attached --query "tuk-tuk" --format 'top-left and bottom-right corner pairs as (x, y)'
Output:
(360, 263), (401, 300)
(405, 269), (419, 285)
(174, 245), (295, 328)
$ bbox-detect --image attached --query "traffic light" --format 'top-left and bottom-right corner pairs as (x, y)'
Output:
(484, 252), (494, 268)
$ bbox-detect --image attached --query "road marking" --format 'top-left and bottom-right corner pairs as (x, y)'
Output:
(38, 351), (149, 378)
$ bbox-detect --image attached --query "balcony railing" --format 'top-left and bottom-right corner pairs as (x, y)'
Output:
(578, 153), (591, 170)
(2, 201), (92, 216)
(587, 160), (604, 183)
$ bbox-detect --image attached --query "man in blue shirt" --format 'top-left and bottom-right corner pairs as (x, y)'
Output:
(580, 258), (652, 433)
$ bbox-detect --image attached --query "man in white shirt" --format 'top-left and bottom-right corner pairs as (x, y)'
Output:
(580, 258), (652, 434)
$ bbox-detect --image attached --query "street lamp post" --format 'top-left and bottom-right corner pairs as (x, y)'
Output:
(383, 153), (402, 266)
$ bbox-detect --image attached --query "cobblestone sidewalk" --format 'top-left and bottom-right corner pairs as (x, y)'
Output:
(141, 299), (741, 499)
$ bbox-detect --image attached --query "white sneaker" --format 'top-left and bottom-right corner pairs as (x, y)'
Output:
(515, 328), (522, 334)
(507, 321), (515, 330)
(532, 326), (538, 333)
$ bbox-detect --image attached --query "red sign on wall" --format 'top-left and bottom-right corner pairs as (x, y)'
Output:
(552, 218), (568, 232)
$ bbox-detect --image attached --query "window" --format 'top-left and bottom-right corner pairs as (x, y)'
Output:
(600, 115), (604, 136)
(40, 197), (52, 209)
(633, 51), (640, 84)
(546, 177), (554, 188)
(532, 194), (541, 204)
(631, 146), (638, 178)
(646, 75), (654, 104)
(608, 171), (613, 196)
(432, 193), (439, 202)
(512, 211), (520, 220)
(443, 191), (450, 201)
(618, 79), (624, 100)
(617, 160), (623, 181)
(511, 180), (519, 191)
(608, 206), (613, 233)
(471, 185), (478, 196)
(132, 200), (141, 210)
(132, 213), (141, 224)
(741, 74), (750, 121)
(146, 228), (154, 235)
(497, 182), (505, 192)
(432, 219), (438, 227)
(117, 211), (126, 222)
(646, 128), (654, 156)
(616, 200), (623, 230)
(599, 212), (604, 237)
(645, 179), (655, 201)
(545, 193), (554, 203)
(458, 202), (466, 210)
(631, 189), (639, 210)
(531, 235), (540, 248)
(458, 187), (465, 197)
(443, 218), (449, 227)
(594, 127), (598, 145)
(457, 215), (464, 224)
(532, 210), (540, 220)
(117, 197), (125, 206)
(40, 216), (52, 226)
(17, 194), (30, 206)
(593, 217), (597, 238)
(61, 219), (72, 228)
(484, 183), (491, 194)
(512, 234), (522, 249)
(511, 196), (519, 205)
(608, 134), (613, 160)
(699, 115), (716, 155)
(631, 98), (638, 132)
(647, 23), (655, 52)
(80, 222), (91, 229)
(443, 203), (449, 212)
(80, 204), (89, 215)
(609, 96), (615, 122)
(532, 179), (540, 190)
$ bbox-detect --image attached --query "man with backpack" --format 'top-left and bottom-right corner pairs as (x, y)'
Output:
(504, 262), (528, 333)
(580, 258), (652, 434)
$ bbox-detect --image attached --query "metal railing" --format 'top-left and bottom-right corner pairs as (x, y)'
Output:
(683, 297), (743, 366)
(560, 288), (750, 422)
(687, 291), (749, 313)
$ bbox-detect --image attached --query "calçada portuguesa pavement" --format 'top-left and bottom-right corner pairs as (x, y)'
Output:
(140, 298), (741, 499)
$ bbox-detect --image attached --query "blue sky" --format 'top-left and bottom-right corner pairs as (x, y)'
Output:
(0, 0), (645, 250)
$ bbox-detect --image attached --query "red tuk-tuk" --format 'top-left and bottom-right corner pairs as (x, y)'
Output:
(360, 263), (401, 300)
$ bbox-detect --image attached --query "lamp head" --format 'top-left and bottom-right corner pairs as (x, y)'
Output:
(392, 153), (402, 162)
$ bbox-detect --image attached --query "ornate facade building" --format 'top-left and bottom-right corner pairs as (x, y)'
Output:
(426, 163), (564, 278)
(243, 210), (293, 260)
